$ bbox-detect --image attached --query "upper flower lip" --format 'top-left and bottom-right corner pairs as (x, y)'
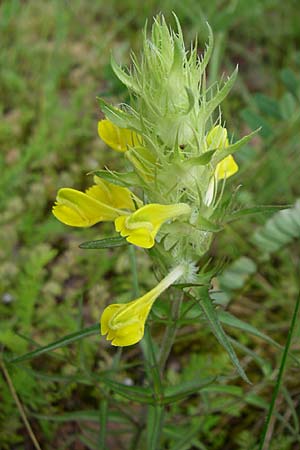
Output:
(52, 180), (136, 228)
(98, 119), (141, 152)
(52, 188), (120, 227)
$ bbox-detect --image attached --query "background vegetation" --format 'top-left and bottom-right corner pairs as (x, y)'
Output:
(1, 0), (300, 449)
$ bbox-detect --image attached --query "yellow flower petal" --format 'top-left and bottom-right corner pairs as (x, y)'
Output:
(91, 178), (135, 210)
(126, 228), (155, 248)
(114, 203), (191, 248)
(52, 188), (121, 227)
(53, 178), (137, 228)
(206, 125), (239, 180)
(215, 155), (239, 180)
(98, 119), (141, 152)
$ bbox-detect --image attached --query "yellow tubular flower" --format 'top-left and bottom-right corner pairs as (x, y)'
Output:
(206, 125), (238, 180)
(114, 203), (191, 248)
(98, 119), (141, 152)
(52, 179), (135, 227)
(101, 264), (184, 346)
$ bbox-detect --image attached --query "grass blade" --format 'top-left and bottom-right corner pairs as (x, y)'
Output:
(9, 324), (99, 364)
(79, 236), (128, 249)
(258, 288), (300, 450)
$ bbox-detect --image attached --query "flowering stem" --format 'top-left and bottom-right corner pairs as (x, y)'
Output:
(128, 245), (165, 449)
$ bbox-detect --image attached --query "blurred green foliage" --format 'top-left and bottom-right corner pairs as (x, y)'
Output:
(1, 0), (300, 449)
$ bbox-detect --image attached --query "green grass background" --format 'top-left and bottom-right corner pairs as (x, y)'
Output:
(1, 0), (300, 449)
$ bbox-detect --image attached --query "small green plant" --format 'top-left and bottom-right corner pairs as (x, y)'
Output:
(4, 10), (300, 450)
(50, 15), (255, 446)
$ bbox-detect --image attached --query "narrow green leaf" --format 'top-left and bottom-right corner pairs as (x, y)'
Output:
(198, 23), (214, 76)
(27, 369), (93, 385)
(201, 384), (243, 396)
(193, 287), (250, 383)
(97, 97), (139, 130)
(184, 149), (216, 167)
(110, 54), (140, 93)
(102, 378), (154, 404)
(218, 310), (279, 349)
(79, 236), (128, 249)
(171, 30), (185, 72)
(9, 324), (99, 364)
(32, 409), (130, 424)
(93, 169), (140, 187)
(213, 129), (259, 165)
(163, 377), (215, 404)
(184, 87), (195, 114)
(229, 337), (272, 377)
(205, 66), (238, 118)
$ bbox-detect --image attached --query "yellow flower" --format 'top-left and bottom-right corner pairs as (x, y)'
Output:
(215, 154), (238, 180)
(98, 119), (141, 152)
(52, 178), (135, 227)
(206, 125), (238, 180)
(101, 265), (184, 346)
(115, 203), (191, 248)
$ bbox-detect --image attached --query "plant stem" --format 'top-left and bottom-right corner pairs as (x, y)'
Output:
(158, 290), (183, 373)
(147, 405), (165, 450)
(258, 288), (300, 450)
(128, 246), (166, 450)
(128, 244), (139, 297)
